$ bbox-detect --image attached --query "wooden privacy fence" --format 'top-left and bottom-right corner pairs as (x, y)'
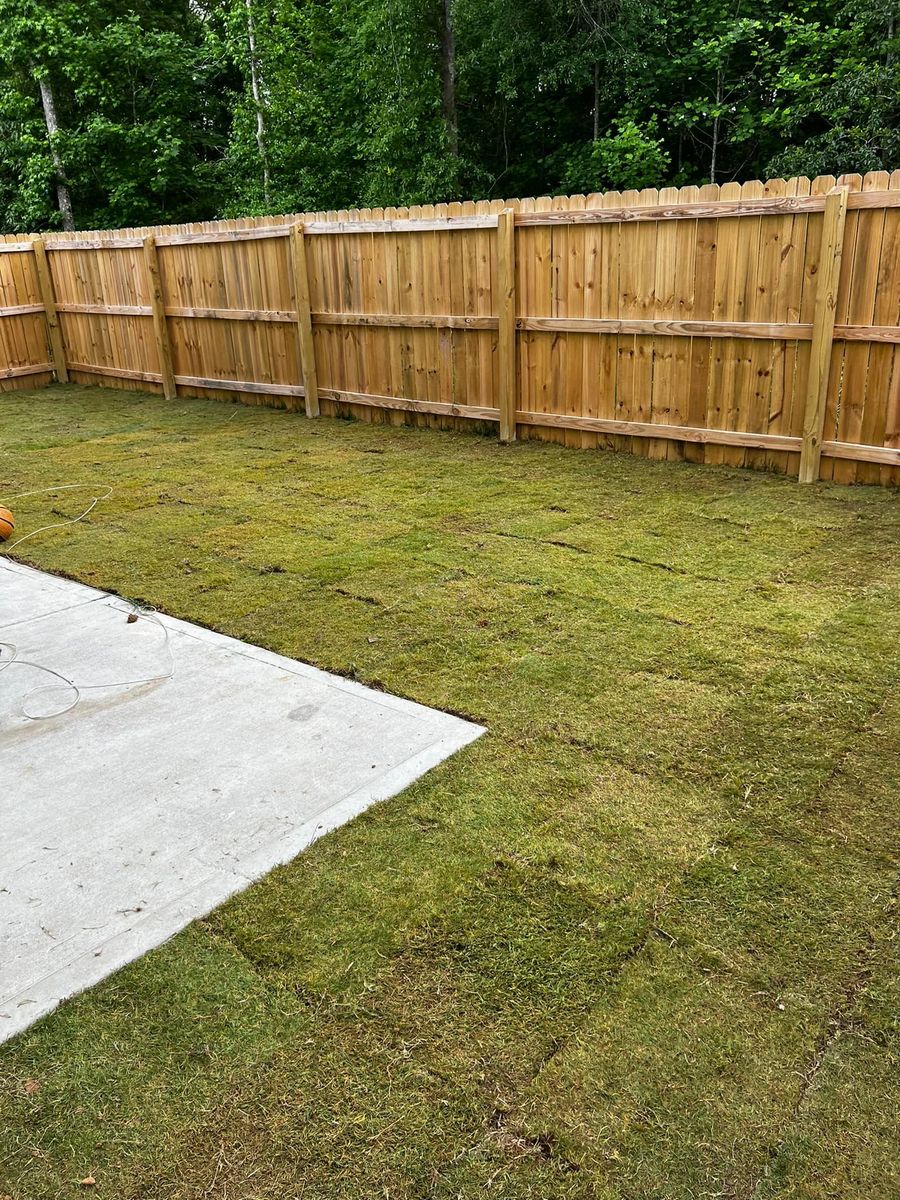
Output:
(2, 171), (900, 485)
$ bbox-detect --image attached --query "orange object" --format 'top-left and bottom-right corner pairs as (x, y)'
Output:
(0, 506), (14, 541)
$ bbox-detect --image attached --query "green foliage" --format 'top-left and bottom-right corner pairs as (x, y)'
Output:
(561, 121), (670, 193)
(765, 0), (900, 178)
(0, 0), (232, 231)
(0, 0), (896, 232)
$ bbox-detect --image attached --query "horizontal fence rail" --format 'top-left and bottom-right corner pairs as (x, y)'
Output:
(14, 306), (900, 344)
(1, 171), (899, 484)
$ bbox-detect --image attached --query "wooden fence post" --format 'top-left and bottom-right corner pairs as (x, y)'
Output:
(497, 208), (517, 442)
(289, 222), (319, 417)
(799, 186), (849, 483)
(31, 237), (68, 383)
(142, 235), (176, 400)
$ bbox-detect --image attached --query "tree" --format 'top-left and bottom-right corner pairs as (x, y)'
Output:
(765, 0), (900, 177)
(0, 0), (84, 229)
(35, 71), (74, 230)
(243, 0), (271, 205)
(439, 0), (459, 156)
(0, 0), (895, 234)
(561, 120), (670, 193)
(0, 0), (231, 231)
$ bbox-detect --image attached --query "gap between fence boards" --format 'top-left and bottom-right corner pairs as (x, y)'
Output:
(7, 184), (899, 480)
(58, 362), (900, 468)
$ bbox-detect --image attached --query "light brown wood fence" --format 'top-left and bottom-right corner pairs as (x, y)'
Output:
(2, 171), (900, 485)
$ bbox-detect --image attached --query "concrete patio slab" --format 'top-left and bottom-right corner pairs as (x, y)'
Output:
(0, 559), (484, 1043)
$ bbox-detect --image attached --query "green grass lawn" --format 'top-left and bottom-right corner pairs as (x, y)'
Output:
(1, 383), (898, 1200)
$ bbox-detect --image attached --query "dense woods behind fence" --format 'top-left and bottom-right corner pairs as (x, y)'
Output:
(2, 171), (899, 485)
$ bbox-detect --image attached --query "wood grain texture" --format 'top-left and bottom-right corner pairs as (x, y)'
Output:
(321, 388), (499, 421)
(289, 223), (319, 416)
(142, 236), (176, 399)
(47, 237), (144, 250)
(0, 303), (45, 317)
(68, 362), (163, 383)
(304, 215), (497, 234)
(31, 238), (68, 382)
(165, 305), (295, 322)
(799, 187), (850, 482)
(56, 302), (152, 317)
(156, 226), (292, 246)
(174, 373), (304, 396)
(496, 208), (517, 440)
(513, 190), (900, 225)
(2, 175), (898, 485)
(1, 361), (54, 378)
(515, 408), (802, 450)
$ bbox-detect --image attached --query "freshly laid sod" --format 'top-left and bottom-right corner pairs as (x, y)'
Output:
(1, 383), (898, 1200)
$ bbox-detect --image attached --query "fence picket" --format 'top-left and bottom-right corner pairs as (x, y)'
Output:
(1, 175), (897, 484)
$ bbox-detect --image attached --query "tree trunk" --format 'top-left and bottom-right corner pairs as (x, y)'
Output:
(36, 73), (74, 231)
(593, 61), (600, 141)
(710, 70), (722, 184)
(439, 0), (458, 156)
(245, 0), (271, 206)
